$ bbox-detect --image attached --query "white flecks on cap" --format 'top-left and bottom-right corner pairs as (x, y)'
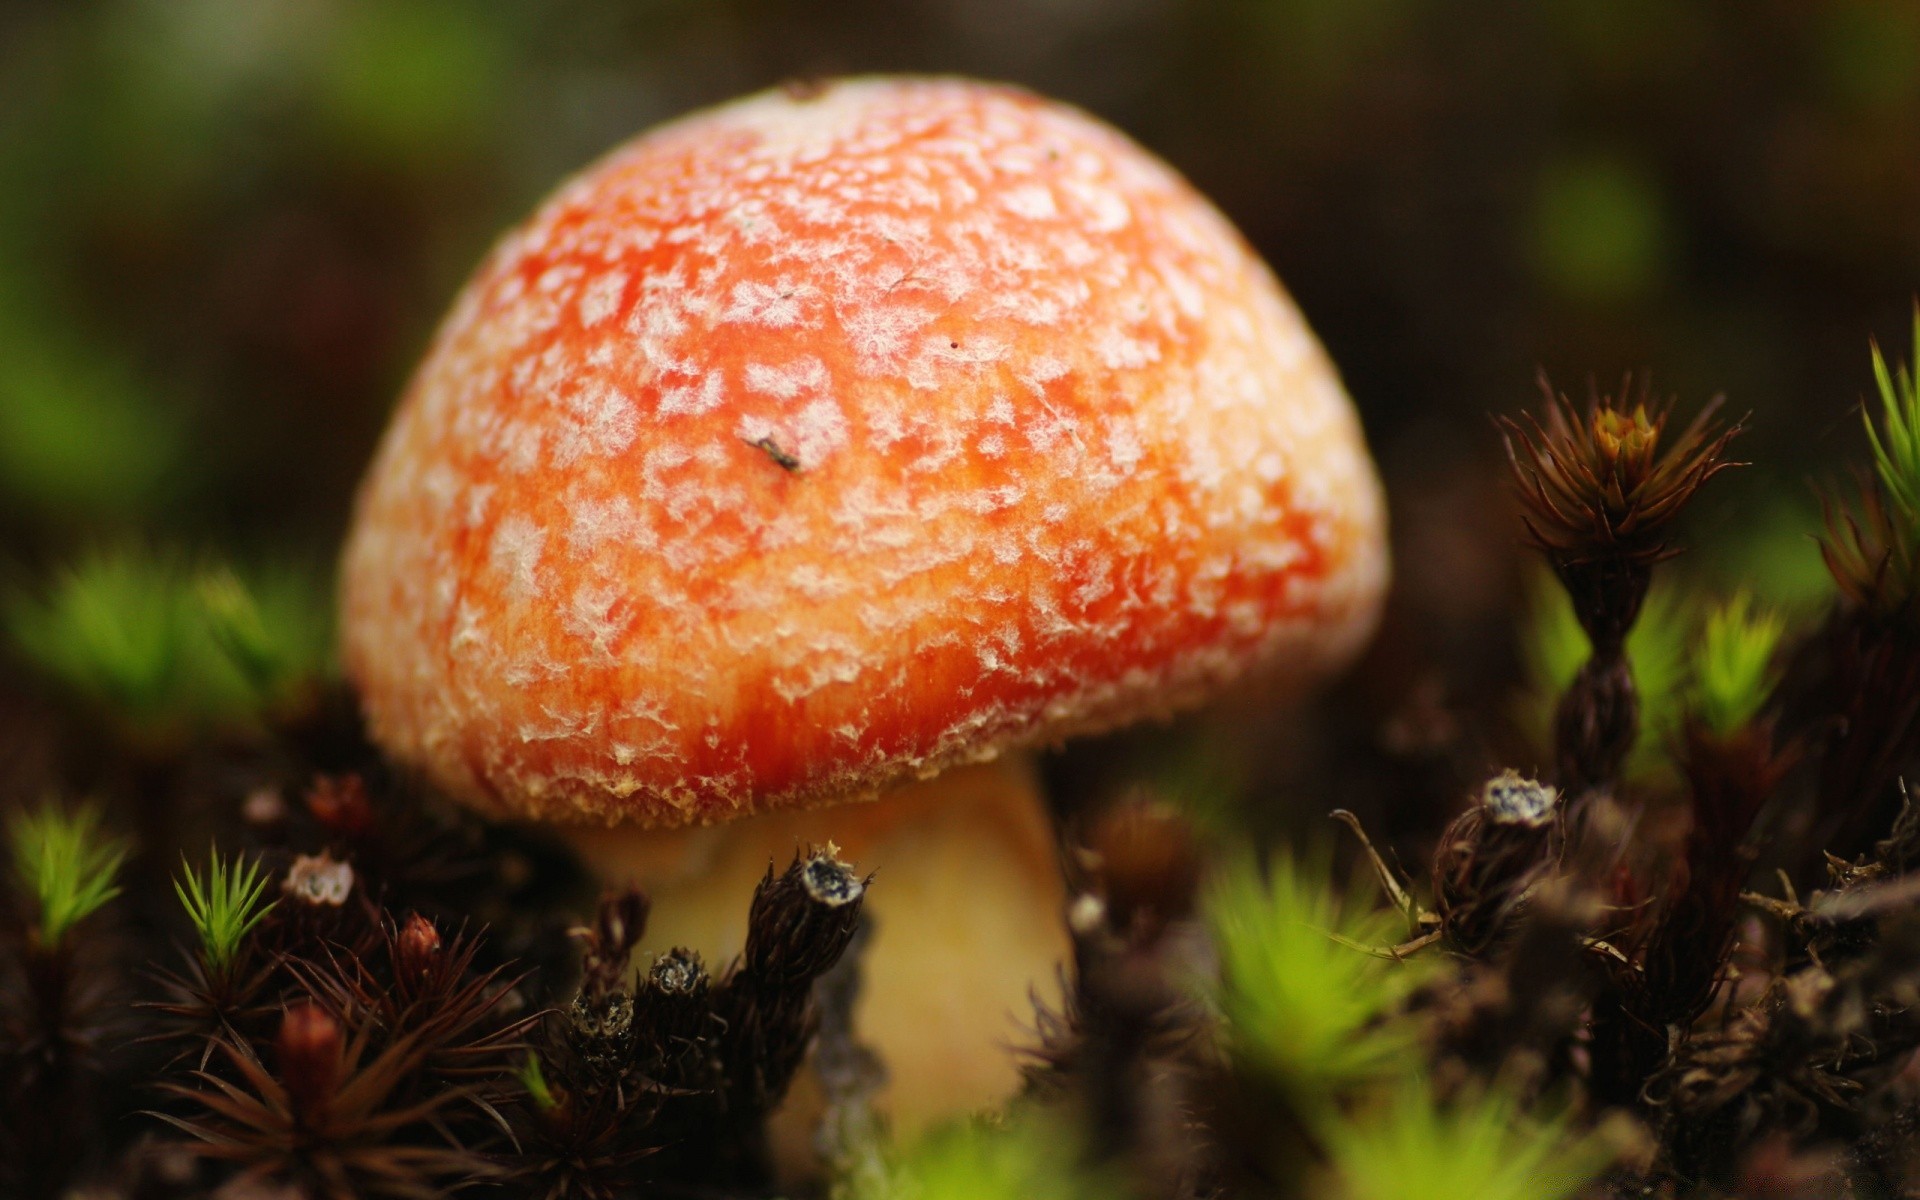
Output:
(340, 76), (1389, 827)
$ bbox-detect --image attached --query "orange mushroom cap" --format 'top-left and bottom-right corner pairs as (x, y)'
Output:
(339, 76), (1389, 828)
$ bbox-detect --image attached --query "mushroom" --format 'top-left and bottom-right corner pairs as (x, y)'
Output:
(339, 77), (1388, 1135)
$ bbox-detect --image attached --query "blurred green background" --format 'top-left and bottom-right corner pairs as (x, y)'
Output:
(1, 0), (1916, 822)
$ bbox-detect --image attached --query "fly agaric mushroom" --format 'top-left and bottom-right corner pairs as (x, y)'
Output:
(340, 77), (1388, 1134)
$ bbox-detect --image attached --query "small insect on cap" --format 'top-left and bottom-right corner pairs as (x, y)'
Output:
(339, 76), (1389, 829)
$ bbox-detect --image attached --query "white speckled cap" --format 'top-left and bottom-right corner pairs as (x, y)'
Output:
(339, 76), (1389, 828)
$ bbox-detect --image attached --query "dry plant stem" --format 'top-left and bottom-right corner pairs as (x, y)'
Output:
(808, 919), (887, 1197)
(1803, 613), (1920, 863)
(1554, 622), (1640, 804)
(1593, 722), (1794, 1109)
(1501, 380), (1741, 810)
(3, 936), (106, 1199)
(559, 754), (1071, 1141)
(1429, 772), (1564, 958)
(644, 850), (870, 1189)
(1029, 799), (1210, 1197)
(1792, 455), (1920, 862)
(1644, 724), (1792, 1028)
(1436, 875), (1603, 1100)
(1194, 1066), (1321, 1200)
(1550, 553), (1654, 813)
(1499, 387), (1745, 1110)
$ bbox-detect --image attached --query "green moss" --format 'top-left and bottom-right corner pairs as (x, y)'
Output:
(855, 1116), (1107, 1200)
(197, 562), (335, 709)
(174, 849), (275, 977)
(1205, 850), (1438, 1109)
(7, 803), (126, 947)
(1326, 1081), (1614, 1200)
(7, 546), (334, 743)
(1864, 307), (1920, 545)
(1691, 592), (1784, 734)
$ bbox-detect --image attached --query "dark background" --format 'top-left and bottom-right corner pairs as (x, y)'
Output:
(3, 0), (1916, 832)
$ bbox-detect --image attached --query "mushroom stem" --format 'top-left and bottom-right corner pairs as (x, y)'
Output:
(558, 753), (1071, 1138)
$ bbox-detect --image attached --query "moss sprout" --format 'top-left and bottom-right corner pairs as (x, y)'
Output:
(1691, 593), (1785, 735)
(195, 563), (334, 709)
(1326, 1081), (1615, 1200)
(6, 802), (126, 947)
(1863, 306), (1920, 539)
(1822, 311), (1920, 614)
(7, 546), (334, 742)
(173, 849), (276, 978)
(7, 546), (213, 733)
(1205, 850), (1438, 1106)
(856, 1116), (1108, 1200)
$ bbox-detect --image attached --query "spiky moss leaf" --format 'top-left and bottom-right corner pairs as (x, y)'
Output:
(1205, 851), (1440, 1110)
(197, 561), (335, 706)
(853, 1115), (1108, 1200)
(1326, 1080), (1615, 1200)
(8, 546), (207, 725)
(1828, 310), (1920, 616)
(1692, 593), (1785, 735)
(1864, 305), (1920, 539)
(173, 850), (275, 977)
(1500, 385), (1741, 571)
(6, 803), (126, 946)
(1520, 570), (1690, 779)
(7, 546), (334, 742)
(516, 1051), (558, 1113)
